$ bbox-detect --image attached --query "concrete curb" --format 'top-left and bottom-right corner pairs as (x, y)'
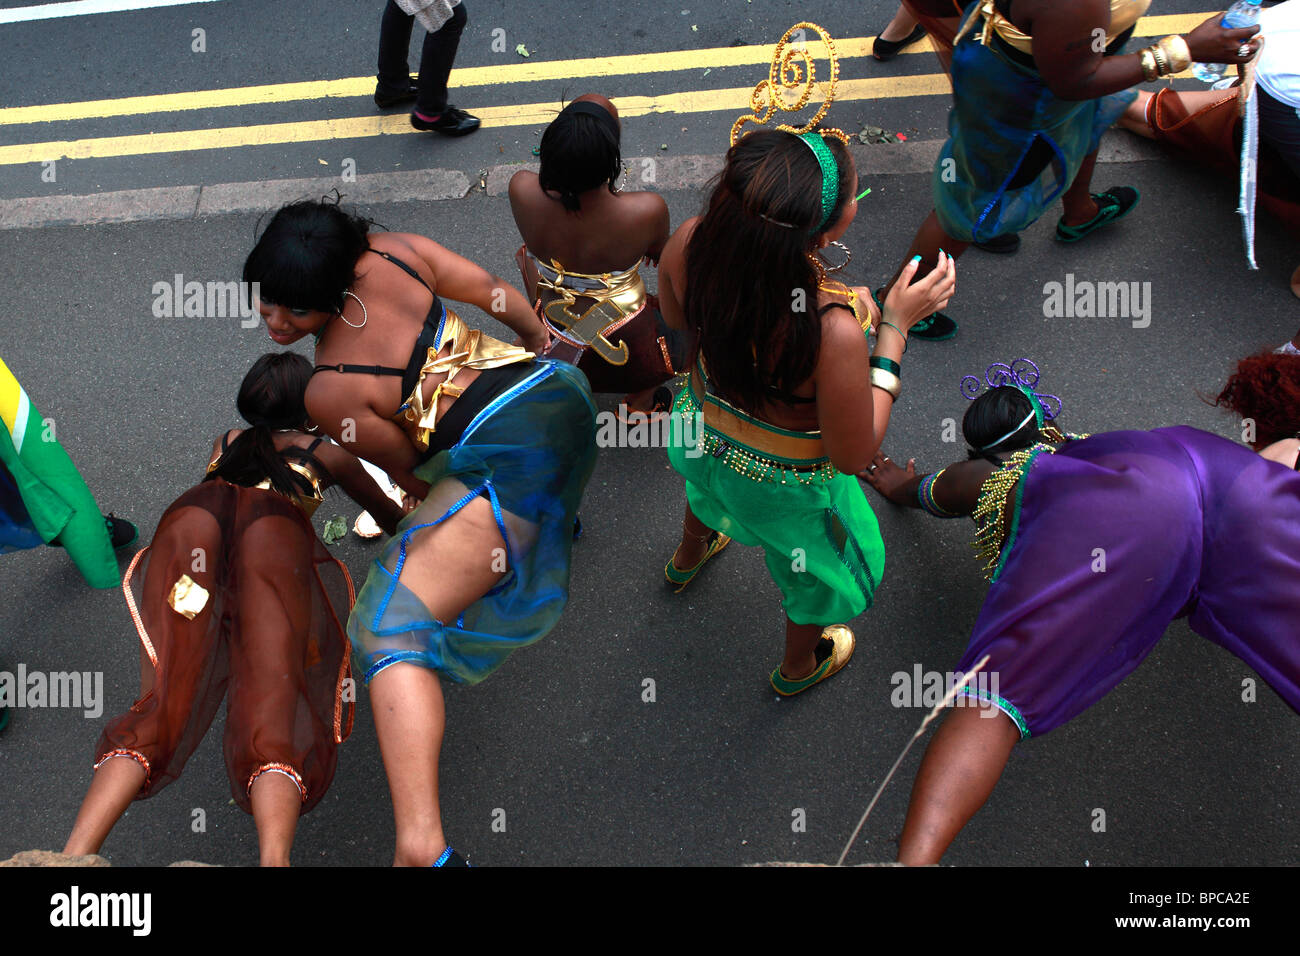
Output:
(0, 133), (1168, 231)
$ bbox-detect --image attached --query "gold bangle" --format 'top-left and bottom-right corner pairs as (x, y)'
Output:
(1157, 35), (1191, 74)
(1151, 44), (1170, 77)
(869, 367), (901, 400)
(1139, 48), (1159, 83)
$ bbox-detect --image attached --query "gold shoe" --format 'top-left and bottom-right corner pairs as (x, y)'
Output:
(770, 625), (856, 696)
(664, 531), (731, 593)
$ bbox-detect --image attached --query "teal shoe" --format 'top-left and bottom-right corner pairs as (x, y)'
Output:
(1055, 187), (1140, 242)
(871, 288), (957, 342)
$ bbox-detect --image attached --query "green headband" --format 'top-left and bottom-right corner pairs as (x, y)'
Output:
(798, 131), (839, 233)
(1020, 385), (1047, 429)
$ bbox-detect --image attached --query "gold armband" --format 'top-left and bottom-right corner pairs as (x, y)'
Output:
(1139, 47), (1159, 82)
(869, 367), (902, 400)
(1156, 35), (1191, 74)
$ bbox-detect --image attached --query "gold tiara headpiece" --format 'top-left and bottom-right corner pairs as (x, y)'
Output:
(730, 22), (850, 148)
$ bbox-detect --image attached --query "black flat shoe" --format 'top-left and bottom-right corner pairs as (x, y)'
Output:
(374, 80), (418, 109)
(973, 233), (1021, 254)
(105, 513), (138, 550)
(873, 24), (926, 61)
(411, 106), (481, 136)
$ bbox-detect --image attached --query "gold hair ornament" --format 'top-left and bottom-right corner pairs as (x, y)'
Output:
(730, 22), (850, 148)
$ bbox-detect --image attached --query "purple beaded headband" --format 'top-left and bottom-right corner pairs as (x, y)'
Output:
(961, 360), (1062, 451)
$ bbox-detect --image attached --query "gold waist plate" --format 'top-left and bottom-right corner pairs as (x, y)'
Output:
(535, 259), (647, 366)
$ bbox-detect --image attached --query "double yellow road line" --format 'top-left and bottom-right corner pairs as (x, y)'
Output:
(0, 14), (1204, 166)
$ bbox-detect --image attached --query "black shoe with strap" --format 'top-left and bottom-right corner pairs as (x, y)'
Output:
(411, 106), (481, 136)
(374, 80), (419, 109)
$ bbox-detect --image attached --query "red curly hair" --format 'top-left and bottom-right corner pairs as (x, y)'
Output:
(1215, 350), (1300, 446)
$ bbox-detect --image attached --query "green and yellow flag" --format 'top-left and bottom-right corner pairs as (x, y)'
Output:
(0, 356), (119, 588)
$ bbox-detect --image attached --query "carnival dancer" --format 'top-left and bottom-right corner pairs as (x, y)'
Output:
(244, 199), (597, 866)
(875, 1), (1263, 338)
(64, 353), (403, 866)
(1, 354), (135, 588)
(862, 356), (1300, 864)
(660, 25), (956, 696)
(510, 94), (687, 418)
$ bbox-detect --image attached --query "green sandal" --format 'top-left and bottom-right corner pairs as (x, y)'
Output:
(664, 531), (730, 593)
(770, 626), (856, 696)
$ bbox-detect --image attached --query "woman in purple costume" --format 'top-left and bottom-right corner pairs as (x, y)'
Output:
(863, 356), (1300, 864)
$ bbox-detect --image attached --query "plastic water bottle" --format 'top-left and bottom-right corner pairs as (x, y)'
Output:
(1190, 0), (1262, 83)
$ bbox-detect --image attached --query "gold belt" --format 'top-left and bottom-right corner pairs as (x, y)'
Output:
(686, 367), (834, 484)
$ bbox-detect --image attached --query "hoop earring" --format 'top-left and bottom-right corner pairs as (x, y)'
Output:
(816, 240), (852, 274)
(338, 290), (368, 329)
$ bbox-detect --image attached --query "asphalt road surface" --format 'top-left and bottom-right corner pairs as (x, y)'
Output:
(0, 0), (1296, 868)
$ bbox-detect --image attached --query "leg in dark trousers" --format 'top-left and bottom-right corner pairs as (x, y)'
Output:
(414, 2), (467, 117)
(376, 1), (418, 101)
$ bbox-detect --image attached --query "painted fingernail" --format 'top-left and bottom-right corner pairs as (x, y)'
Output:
(911, 255), (922, 262)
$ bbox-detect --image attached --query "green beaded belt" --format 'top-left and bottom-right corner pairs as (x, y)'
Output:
(682, 370), (836, 485)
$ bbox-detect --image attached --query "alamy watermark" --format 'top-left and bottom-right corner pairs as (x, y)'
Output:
(0, 665), (103, 718)
(890, 663), (1001, 716)
(151, 275), (260, 327)
(1042, 273), (1151, 328)
(594, 407), (704, 457)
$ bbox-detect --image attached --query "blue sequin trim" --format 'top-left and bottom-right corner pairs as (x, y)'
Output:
(364, 650), (431, 685)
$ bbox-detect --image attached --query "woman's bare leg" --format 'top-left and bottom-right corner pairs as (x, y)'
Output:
(370, 490), (509, 866)
(878, 5), (920, 43)
(64, 756), (147, 855)
(1060, 150), (1102, 226)
(781, 619), (826, 680)
(670, 503), (714, 570)
(249, 772), (301, 867)
(897, 701), (1022, 865)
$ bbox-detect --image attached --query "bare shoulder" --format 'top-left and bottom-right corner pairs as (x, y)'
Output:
(624, 188), (669, 217)
(1261, 437), (1300, 467)
(817, 302), (869, 356)
(508, 169), (539, 204)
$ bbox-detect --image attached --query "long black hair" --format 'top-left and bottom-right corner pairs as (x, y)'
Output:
(205, 352), (318, 498)
(537, 100), (622, 212)
(684, 129), (855, 412)
(243, 197), (374, 314)
(963, 387), (1043, 464)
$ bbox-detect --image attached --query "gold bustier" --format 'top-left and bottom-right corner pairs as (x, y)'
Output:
(960, 0), (1150, 55)
(393, 306), (534, 453)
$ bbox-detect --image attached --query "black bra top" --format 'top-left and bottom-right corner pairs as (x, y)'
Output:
(312, 249), (448, 398)
(761, 301), (856, 406)
(419, 363), (537, 462)
(215, 431), (328, 494)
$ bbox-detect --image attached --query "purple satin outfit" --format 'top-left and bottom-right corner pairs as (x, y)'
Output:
(956, 426), (1300, 738)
